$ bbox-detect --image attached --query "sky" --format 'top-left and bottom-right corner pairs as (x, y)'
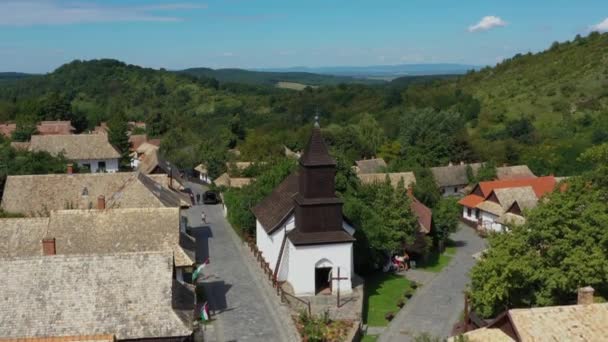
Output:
(1, 0), (607, 73)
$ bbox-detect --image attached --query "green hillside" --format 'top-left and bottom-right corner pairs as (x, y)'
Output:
(407, 32), (608, 175)
(176, 67), (383, 87)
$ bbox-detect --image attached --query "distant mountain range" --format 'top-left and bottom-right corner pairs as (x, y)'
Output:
(0, 72), (35, 82)
(255, 63), (479, 78)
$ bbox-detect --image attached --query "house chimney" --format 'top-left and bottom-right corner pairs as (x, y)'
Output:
(97, 195), (106, 210)
(42, 238), (56, 256)
(67, 163), (73, 174)
(578, 286), (595, 305)
(460, 161), (465, 166)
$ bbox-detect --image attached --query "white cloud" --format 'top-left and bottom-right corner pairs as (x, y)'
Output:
(468, 16), (507, 33)
(590, 18), (608, 32)
(0, 1), (206, 26)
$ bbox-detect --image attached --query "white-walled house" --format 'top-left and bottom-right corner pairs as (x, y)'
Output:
(29, 134), (121, 173)
(252, 124), (356, 297)
(459, 176), (557, 232)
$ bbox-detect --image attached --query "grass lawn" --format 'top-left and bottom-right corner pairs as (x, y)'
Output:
(363, 273), (412, 327)
(361, 334), (378, 342)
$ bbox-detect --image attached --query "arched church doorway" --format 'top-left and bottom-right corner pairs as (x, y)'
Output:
(315, 258), (333, 295)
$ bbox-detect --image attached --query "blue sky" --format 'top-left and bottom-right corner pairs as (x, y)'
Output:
(1, 0), (607, 73)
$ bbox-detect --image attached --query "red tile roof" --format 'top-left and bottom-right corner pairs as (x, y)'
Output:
(459, 176), (556, 208)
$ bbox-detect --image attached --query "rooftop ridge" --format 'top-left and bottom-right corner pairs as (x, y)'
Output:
(51, 207), (179, 215)
(0, 250), (172, 262)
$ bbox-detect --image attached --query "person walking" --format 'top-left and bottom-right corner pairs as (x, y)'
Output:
(201, 211), (207, 224)
(196, 193), (201, 204)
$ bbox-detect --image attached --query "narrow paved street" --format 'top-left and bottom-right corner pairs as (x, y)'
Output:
(379, 225), (486, 341)
(183, 182), (296, 342)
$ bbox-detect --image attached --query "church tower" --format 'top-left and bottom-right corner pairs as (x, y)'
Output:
(294, 118), (344, 234)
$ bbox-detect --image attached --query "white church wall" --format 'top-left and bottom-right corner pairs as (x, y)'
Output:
(255, 215), (296, 272)
(287, 241), (354, 297)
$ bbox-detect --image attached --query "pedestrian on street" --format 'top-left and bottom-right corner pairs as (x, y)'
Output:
(201, 211), (207, 224)
(196, 193), (201, 204)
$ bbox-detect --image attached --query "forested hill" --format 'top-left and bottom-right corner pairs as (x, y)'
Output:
(406, 31), (608, 175)
(0, 72), (34, 82)
(176, 67), (383, 87)
(1, 32), (607, 177)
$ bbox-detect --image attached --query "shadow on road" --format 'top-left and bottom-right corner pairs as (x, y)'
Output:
(205, 280), (233, 312)
(188, 225), (213, 263)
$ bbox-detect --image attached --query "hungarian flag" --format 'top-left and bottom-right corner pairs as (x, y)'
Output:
(200, 302), (210, 322)
(192, 257), (210, 282)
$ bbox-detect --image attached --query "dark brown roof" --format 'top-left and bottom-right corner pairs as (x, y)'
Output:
(251, 172), (299, 234)
(299, 126), (335, 167)
(410, 196), (432, 234)
(287, 229), (355, 246)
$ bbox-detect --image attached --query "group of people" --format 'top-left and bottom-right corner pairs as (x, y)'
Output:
(383, 253), (411, 272)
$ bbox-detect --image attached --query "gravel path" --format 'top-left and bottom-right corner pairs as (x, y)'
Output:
(378, 225), (486, 341)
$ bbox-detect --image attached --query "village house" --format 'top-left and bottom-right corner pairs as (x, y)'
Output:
(431, 162), (537, 197)
(28, 134), (121, 172)
(454, 287), (608, 342)
(214, 172), (253, 189)
(0, 207), (194, 279)
(194, 163), (211, 183)
(252, 122), (356, 297)
(0, 251), (192, 340)
(353, 157), (387, 174)
(1, 171), (189, 216)
(36, 120), (76, 135)
(431, 162), (483, 196)
(458, 176), (557, 232)
(0, 123), (16, 138)
(357, 171), (416, 188)
(137, 147), (185, 189)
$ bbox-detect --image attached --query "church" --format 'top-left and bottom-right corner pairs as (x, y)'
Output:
(252, 120), (356, 297)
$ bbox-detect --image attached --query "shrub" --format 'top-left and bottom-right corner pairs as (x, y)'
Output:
(397, 299), (405, 308)
(385, 312), (395, 321)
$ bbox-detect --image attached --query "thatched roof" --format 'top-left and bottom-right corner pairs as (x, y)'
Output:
(0, 123), (16, 137)
(354, 158), (387, 174)
(213, 172), (253, 188)
(496, 165), (536, 180)
(430, 162), (483, 187)
(1, 172), (187, 216)
(357, 172), (416, 188)
(29, 134), (120, 160)
(0, 208), (193, 267)
(36, 121), (75, 135)
(0, 251), (191, 339)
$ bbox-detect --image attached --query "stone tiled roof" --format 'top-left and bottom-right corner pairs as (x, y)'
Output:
(0, 208), (193, 266)
(29, 134), (120, 160)
(0, 251), (191, 339)
(506, 303), (608, 341)
(0, 217), (49, 258)
(0, 334), (116, 342)
(354, 158), (387, 174)
(430, 162), (483, 187)
(357, 172), (416, 188)
(496, 165), (536, 180)
(454, 327), (514, 342)
(252, 172), (299, 234)
(36, 121), (75, 135)
(1, 172), (183, 216)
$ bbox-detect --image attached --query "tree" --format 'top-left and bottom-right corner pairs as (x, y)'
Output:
(413, 167), (441, 208)
(432, 198), (460, 250)
(11, 115), (37, 142)
(107, 112), (131, 171)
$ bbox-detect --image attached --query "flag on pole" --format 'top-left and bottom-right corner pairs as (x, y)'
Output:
(192, 257), (210, 282)
(200, 302), (210, 322)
